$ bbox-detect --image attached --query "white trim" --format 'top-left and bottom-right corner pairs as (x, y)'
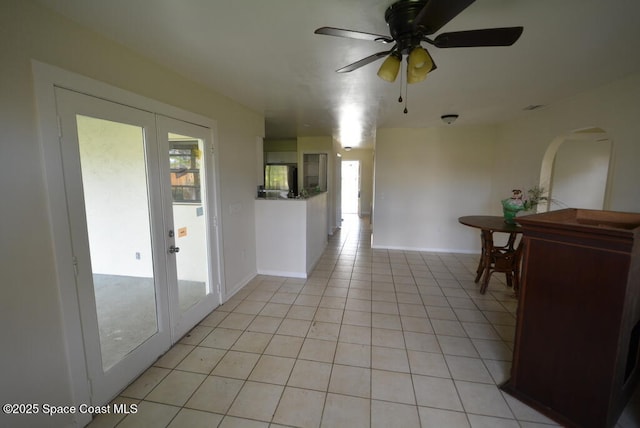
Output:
(370, 244), (480, 254)
(222, 272), (257, 302)
(33, 63), (92, 428)
(256, 269), (308, 279)
(31, 60), (226, 422)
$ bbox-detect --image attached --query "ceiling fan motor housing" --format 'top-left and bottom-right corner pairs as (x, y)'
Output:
(385, 0), (428, 54)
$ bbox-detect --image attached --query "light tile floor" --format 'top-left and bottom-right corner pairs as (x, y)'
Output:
(90, 215), (640, 428)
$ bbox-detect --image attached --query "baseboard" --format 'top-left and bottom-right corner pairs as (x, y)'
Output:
(256, 268), (307, 279)
(222, 271), (257, 302)
(370, 243), (480, 254)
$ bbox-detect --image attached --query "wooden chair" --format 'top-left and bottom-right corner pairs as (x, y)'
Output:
(476, 231), (524, 294)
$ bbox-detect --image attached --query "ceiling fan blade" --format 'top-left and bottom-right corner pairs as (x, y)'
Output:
(432, 27), (523, 48)
(414, 0), (476, 35)
(336, 49), (395, 73)
(314, 27), (393, 43)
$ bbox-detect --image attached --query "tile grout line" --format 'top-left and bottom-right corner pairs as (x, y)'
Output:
(108, 216), (538, 427)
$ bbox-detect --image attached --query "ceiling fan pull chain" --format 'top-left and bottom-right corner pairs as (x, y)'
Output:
(398, 60), (404, 103)
(403, 63), (408, 114)
(403, 84), (408, 114)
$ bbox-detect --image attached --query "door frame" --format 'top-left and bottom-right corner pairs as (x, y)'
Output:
(32, 60), (225, 426)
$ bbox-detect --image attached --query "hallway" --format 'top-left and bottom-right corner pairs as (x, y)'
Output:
(89, 214), (638, 427)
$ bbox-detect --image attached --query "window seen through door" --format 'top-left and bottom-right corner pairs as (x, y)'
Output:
(169, 141), (201, 202)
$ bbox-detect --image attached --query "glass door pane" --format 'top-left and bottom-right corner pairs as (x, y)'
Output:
(76, 115), (159, 371)
(168, 133), (210, 313)
(158, 115), (220, 341)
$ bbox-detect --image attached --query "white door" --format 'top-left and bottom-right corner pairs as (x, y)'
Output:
(341, 160), (360, 214)
(55, 88), (220, 405)
(156, 115), (221, 340)
(56, 87), (170, 405)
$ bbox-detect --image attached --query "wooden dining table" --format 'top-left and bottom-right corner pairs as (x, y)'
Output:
(458, 215), (523, 294)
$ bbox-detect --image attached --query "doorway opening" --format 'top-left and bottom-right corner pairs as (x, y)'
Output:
(538, 127), (612, 211)
(342, 160), (360, 215)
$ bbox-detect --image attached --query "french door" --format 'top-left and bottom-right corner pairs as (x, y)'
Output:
(55, 88), (219, 405)
(157, 115), (220, 339)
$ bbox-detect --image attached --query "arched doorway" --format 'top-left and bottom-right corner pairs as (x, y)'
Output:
(538, 127), (613, 212)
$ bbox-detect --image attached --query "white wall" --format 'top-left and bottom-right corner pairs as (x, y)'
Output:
(372, 126), (498, 253)
(551, 138), (611, 210)
(0, 1), (262, 427)
(371, 74), (640, 255)
(254, 194), (328, 278)
(255, 199), (307, 277)
(306, 192), (329, 271)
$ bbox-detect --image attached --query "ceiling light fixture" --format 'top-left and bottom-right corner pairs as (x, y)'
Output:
(344, 146), (352, 151)
(441, 114), (459, 125)
(376, 52), (402, 82)
(406, 47), (433, 84)
(377, 46), (437, 114)
(316, 0), (523, 116)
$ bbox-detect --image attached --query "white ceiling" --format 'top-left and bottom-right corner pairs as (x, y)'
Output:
(37, 0), (640, 148)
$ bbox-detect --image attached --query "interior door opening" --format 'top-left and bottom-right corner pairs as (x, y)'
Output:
(538, 127), (612, 212)
(341, 160), (360, 215)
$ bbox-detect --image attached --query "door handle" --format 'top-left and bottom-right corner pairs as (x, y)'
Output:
(169, 245), (180, 254)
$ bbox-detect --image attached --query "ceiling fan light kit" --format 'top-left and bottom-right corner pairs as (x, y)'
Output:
(315, 0), (523, 112)
(377, 52), (402, 82)
(406, 46), (433, 84)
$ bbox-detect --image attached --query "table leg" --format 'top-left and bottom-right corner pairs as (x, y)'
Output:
(474, 233), (485, 283)
(478, 230), (493, 294)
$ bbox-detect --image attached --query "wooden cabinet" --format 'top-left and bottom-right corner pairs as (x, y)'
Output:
(265, 151), (297, 164)
(502, 209), (640, 428)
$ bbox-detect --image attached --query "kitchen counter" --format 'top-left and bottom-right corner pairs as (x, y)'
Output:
(255, 192), (327, 278)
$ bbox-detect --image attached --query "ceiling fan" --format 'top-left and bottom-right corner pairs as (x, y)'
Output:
(315, 0), (523, 84)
